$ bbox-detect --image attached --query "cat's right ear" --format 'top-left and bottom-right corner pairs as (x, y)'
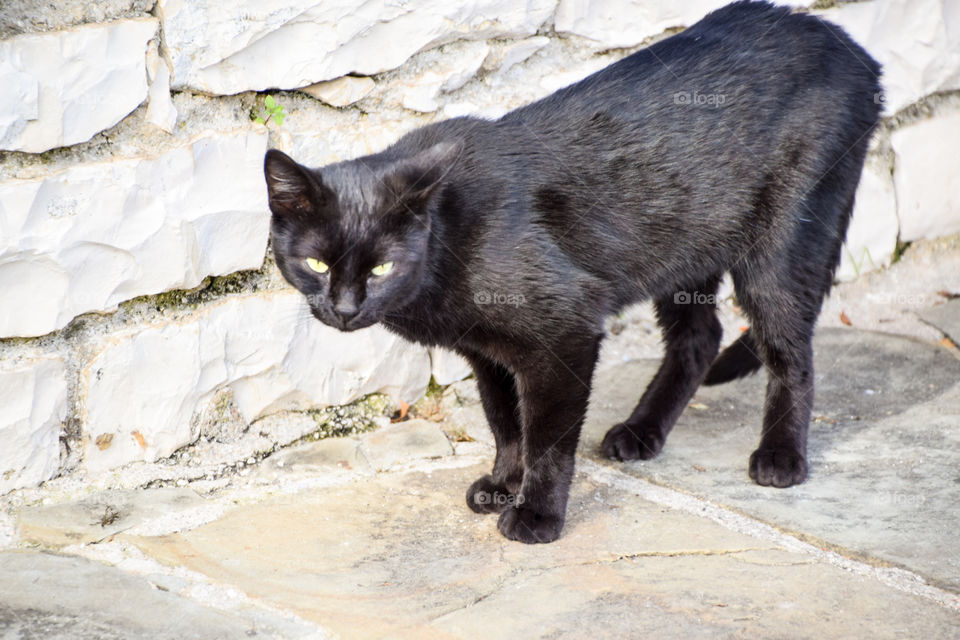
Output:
(264, 149), (326, 216)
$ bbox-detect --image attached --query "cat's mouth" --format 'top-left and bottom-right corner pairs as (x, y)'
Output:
(310, 306), (378, 332)
(339, 314), (378, 331)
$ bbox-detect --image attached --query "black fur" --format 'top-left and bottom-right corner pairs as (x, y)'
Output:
(264, 1), (881, 544)
(703, 330), (763, 385)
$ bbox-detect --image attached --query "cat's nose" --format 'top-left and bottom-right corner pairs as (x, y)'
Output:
(334, 293), (359, 321)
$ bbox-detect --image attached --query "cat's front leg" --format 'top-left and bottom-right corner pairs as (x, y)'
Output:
(461, 352), (524, 514)
(498, 334), (601, 544)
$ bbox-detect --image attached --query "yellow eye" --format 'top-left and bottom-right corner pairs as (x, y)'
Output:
(370, 261), (394, 277)
(305, 258), (329, 274)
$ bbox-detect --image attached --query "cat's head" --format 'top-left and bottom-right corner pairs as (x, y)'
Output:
(264, 143), (459, 331)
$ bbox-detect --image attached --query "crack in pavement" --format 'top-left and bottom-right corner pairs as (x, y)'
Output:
(578, 458), (960, 612)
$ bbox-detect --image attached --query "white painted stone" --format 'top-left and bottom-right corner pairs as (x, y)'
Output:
(539, 56), (614, 93)
(0, 18), (157, 153)
(401, 74), (446, 113)
(401, 82), (461, 114)
(0, 355), (67, 494)
(145, 40), (177, 133)
(483, 36), (550, 75)
(81, 291), (433, 473)
(891, 112), (960, 242)
(430, 348), (473, 386)
(300, 76), (375, 108)
(817, 0), (960, 114)
(554, 0), (806, 49)
(837, 157), (899, 281)
(399, 41), (490, 113)
(0, 130), (269, 338)
(158, 0), (555, 95)
(438, 41), (491, 93)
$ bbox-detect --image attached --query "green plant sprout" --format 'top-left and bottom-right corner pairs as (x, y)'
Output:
(252, 95), (286, 126)
(843, 244), (878, 278)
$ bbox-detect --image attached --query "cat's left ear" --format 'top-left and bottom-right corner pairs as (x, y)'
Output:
(264, 149), (327, 217)
(383, 141), (461, 210)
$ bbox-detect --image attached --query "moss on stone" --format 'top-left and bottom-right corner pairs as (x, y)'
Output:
(303, 393), (393, 441)
(0, 334), (37, 347)
(424, 376), (446, 399)
(118, 265), (268, 314)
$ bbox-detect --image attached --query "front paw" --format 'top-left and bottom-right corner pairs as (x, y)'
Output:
(466, 475), (515, 514)
(601, 421), (664, 461)
(749, 448), (808, 487)
(497, 505), (564, 544)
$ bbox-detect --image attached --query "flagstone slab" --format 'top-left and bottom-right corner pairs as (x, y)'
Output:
(581, 328), (960, 591)
(17, 488), (209, 547)
(918, 299), (960, 344)
(122, 462), (959, 637)
(0, 551), (267, 639)
(359, 419), (454, 471)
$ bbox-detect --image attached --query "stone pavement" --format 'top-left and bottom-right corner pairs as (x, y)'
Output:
(3, 240), (960, 638)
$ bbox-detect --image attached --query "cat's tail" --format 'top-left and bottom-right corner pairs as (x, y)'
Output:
(702, 329), (763, 385)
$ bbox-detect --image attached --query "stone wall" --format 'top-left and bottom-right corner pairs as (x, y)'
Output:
(1, 0), (958, 493)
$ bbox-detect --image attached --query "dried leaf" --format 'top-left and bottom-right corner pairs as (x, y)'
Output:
(840, 311), (852, 326)
(95, 433), (114, 450)
(940, 336), (957, 350)
(693, 465), (706, 472)
(937, 290), (960, 300)
(132, 430), (147, 449)
(739, 325), (749, 333)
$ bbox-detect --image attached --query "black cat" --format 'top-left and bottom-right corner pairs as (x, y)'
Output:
(264, 0), (881, 543)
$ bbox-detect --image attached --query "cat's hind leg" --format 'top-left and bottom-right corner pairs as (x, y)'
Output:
(730, 268), (817, 487)
(602, 275), (723, 461)
(461, 352), (524, 514)
(731, 161), (859, 487)
(731, 209), (852, 486)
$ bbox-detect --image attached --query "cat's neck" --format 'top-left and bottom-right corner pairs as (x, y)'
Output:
(380, 181), (478, 345)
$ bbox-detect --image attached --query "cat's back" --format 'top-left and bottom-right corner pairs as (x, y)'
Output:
(457, 0), (883, 302)
(504, 0), (879, 133)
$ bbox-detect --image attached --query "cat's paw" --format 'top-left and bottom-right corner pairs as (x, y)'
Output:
(601, 421), (664, 461)
(497, 506), (564, 544)
(749, 448), (808, 487)
(466, 475), (516, 514)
